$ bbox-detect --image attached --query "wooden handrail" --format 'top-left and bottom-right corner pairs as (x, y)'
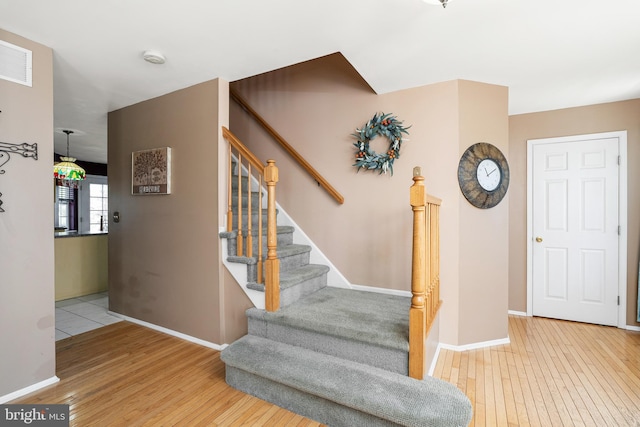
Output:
(408, 166), (442, 380)
(230, 88), (345, 205)
(222, 127), (264, 174)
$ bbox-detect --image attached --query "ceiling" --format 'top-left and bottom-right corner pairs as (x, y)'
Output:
(1, 0), (639, 164)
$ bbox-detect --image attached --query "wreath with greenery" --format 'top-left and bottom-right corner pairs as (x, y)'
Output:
(352, 112), (411, 175)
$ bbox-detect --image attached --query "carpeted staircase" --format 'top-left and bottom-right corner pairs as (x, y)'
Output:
(219, 171), (330, 308)
(220, 165), (472, 427)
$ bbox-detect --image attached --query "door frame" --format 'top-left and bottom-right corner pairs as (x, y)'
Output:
(526, 131), (628, 328)
(78, 174), (109, 234)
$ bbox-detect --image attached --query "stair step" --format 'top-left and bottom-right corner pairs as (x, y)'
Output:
(231, 209), (279, 229)
(247, 287), (410, 374)
(220, 225), (294, 239)
(231, 191), (262, 208)
(221, 335), (473, 427)
(230, 174), (252, 189)
(247, 264), (329, 307)
(280, 263), (328, 289)
(226, 243), (314, 284)
(222, 162), (329, 307)
(276, 244), (311, 272)
(221, 226), (294, 258)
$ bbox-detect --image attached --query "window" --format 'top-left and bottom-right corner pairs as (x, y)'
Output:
(89, 183), (108, 232)
(54, 185), (76, 231)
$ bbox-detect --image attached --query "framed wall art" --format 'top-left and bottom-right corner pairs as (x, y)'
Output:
(132, 147), (172, 195)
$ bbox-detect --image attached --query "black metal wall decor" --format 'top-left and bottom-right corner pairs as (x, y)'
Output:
(0, 141), (39, 212)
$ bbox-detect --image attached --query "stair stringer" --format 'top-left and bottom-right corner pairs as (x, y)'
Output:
(272, 198), (351, 290)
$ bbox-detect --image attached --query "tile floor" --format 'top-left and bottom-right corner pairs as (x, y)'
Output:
(55, 292), (122, 341)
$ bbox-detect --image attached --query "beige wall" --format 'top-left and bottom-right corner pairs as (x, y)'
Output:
(458, 80), (510, 344)
(509, 99), (640, 327)
(55, 235), (108, 301)
(230, 54), (509, 345)
(223, 268), (253, 343)
(108, 79), (230, 344)
(0, 30), (56, 397)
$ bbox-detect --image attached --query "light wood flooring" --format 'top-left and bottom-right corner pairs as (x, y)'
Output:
(434, 315), (640, 427)
(12, 322), (321, 426)
(11, 315), (640, 426)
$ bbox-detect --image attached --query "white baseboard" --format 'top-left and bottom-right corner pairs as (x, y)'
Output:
(109, 312), (227, 351)
(349, 284), (412, 298)
(439, 336), (510, 352)
(623, 324), (640, 332)
(428, 345), (442, 377)
(0, 376), (60, 404)
(508, 310), (528, 317)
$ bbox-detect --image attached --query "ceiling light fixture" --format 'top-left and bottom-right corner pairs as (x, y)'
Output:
(142, 50), (166, 65)
(53, 130), (85, 184)
(423, 0), (451, 8)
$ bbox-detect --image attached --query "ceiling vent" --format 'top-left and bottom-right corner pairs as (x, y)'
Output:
(0, 40), (32, 87)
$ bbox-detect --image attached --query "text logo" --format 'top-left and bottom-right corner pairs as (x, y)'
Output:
(0, 405), (69, 426)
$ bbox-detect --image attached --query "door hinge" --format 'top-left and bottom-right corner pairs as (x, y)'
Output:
(618, 155), (621, 165)
(617, 296), (620, 306)
(618, 226), (621, 236)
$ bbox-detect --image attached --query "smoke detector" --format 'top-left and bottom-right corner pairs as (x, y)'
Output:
(142, 50), (166, 65)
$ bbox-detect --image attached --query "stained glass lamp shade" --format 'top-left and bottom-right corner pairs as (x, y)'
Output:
(53, 130), (85, 181)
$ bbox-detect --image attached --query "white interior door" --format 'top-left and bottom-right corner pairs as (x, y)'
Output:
(78, 175), (108, 234)
(531, 136), (619, 326)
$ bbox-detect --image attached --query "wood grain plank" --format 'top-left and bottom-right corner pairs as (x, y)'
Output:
(11, 315), (640, 426)
(10, 322), (325, 426)
(434, 315), (640, 427)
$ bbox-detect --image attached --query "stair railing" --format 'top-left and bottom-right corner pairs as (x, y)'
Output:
(408, 166), (442, 380)
(222, 126), (280, 312)
(230, 88), (344, 205)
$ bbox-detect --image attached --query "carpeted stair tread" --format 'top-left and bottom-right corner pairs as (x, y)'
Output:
(249, 287), (410, 352)
(275, 243), (311, 259)
(226, 255), (257, 265)
(247, 264), (329, 292)
(221, 335), (473, 427)
(220, 225), (294, 239)
(280, 264), (330, 289)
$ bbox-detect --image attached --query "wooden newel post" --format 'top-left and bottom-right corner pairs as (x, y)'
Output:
(409, 166), (427, 380)
(264, 160), (280, 312)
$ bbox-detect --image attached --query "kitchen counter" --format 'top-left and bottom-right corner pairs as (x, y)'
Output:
(55, 233), (108, 301)
(55, 230), (108, 238)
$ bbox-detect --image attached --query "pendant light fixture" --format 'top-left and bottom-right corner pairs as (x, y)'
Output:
(53, 130), (86, 183)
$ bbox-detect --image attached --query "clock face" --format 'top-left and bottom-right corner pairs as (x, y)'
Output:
(476, 159), (501, 191)
(458, 143), (510, 209)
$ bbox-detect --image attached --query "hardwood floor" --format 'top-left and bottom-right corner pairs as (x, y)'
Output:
(11, 315), (640, 426)
(434, 315), (640, 427)
(12, 322), (322, 426)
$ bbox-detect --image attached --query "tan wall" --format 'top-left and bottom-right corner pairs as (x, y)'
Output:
(458, 80), (510, 344)
(0, 30), (56, 396)
(108, 79), (229, 344)
(230, 54), (509, 345)
(55, 235), (108, 301)
(223, 268), (253, 343)
(509, 99), (640, 327)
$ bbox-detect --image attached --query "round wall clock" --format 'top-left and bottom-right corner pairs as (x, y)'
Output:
(458, 142), (509, 209)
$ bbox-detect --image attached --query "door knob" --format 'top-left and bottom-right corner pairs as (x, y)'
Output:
(535, 237), (543, 243)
